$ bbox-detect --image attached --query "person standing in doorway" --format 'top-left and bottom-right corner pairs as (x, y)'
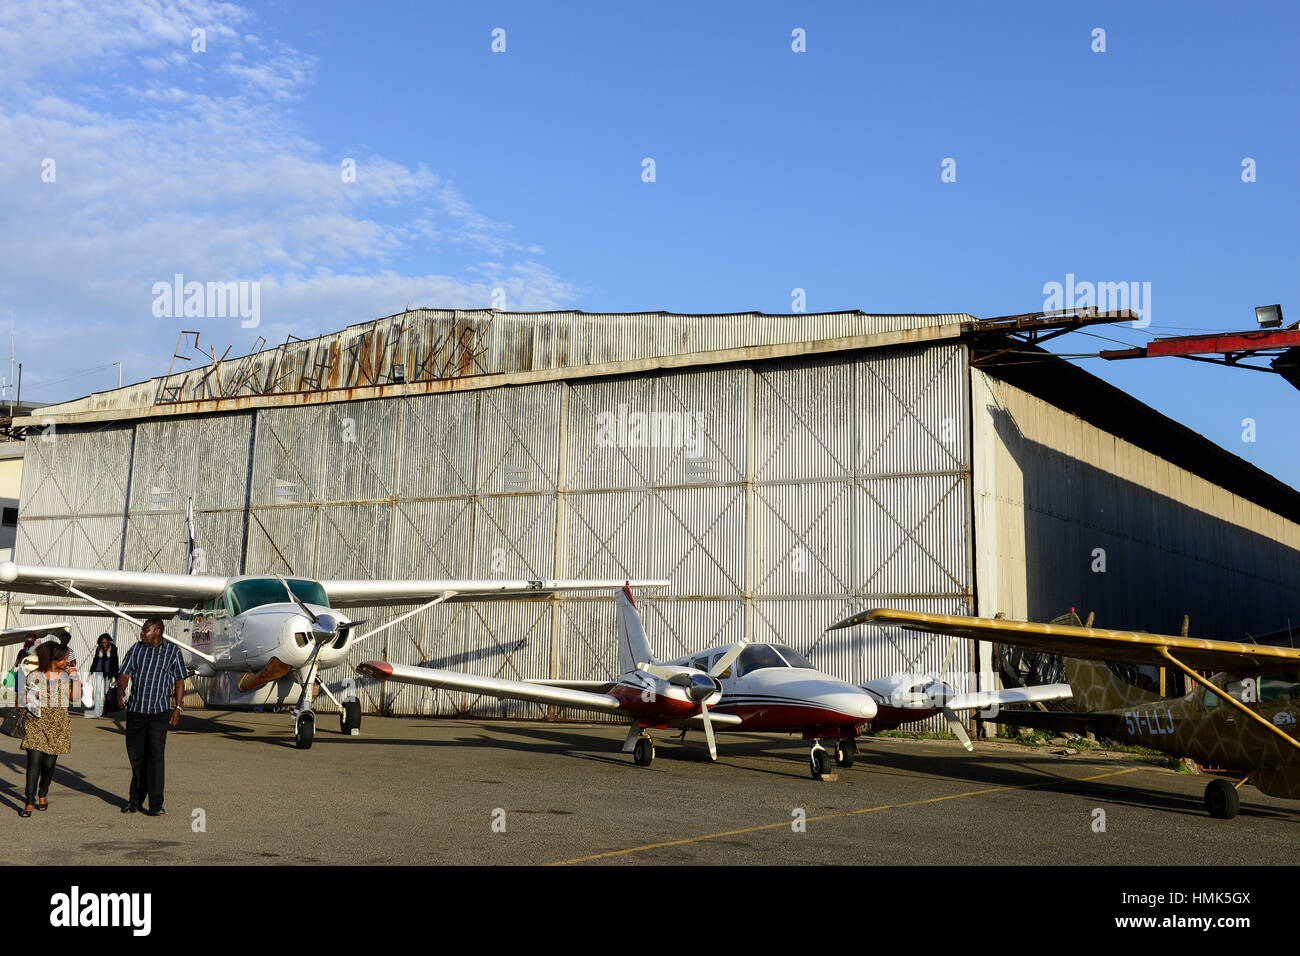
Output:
(85, 633), (119, 718)
(116, 619), (186, 816)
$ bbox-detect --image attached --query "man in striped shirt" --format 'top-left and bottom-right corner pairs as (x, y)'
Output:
(116, 619), (187, 816)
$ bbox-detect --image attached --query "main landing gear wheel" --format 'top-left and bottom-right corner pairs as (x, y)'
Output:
(810, 744), (832, 780)
(295, 712), (315, 750)
(339, 699), (361, 735)
(835, 739), (856, 768)
(633, 736), (655, 767)
(1204, 778), (1240, 819)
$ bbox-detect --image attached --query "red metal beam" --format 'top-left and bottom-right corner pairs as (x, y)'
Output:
(1100, 327), (1300, 361)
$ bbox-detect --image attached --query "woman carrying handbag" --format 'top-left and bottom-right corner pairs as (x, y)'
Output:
(18, 642), (77, 817)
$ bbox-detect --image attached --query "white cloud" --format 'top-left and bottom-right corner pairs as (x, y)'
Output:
(0, 0), (577, 402)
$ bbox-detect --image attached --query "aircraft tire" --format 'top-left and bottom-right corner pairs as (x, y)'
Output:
(1204, 779), (1239, 819)
(810, 748), (832, 779)
(633, 737), (654, 767)
(835, 739), (856, 768)
(340, 699), (361, 734)
(295, 713), (315, 750)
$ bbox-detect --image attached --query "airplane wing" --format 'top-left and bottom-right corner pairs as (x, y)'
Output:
(357, 661), (746, 727)
(0, 562), (226, 605)
(0, 622), (72, 648)
(944, 683), (1074, 712)
(356, 661), (627, 713)
(321, 578), (669, 609)
(0, 562), (668, 611)
(21, 603), (183, 619)
(831, 608), (1300, 675)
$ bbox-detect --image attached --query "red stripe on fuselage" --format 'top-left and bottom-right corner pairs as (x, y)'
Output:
(713, 702), (867, 735)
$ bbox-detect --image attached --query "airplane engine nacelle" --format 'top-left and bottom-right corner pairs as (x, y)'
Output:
(669, 671), (721, 703)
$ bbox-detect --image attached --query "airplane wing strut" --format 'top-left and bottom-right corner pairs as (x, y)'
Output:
(61, 582), (216, 664)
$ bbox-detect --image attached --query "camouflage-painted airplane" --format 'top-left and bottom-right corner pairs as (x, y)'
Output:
(829, 608), (1300, 819)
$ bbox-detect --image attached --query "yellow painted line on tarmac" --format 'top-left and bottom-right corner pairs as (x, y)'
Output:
(550, 766), (1141, 865)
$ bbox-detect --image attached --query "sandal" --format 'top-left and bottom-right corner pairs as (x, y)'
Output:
(35, 799), (48, 811)
(19, 806), (33, 818)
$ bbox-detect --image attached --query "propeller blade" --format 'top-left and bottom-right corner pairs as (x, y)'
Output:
(941, 636), (958, 676)
(637, 661), (676, 680)
(943, 706), (973, 751)
(700, 702), (718, 761)
(708, 639), (749, 678)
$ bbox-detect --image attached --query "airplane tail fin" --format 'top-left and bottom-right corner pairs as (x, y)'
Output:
(616, 583), (655, 676)
(1063, 658), (1162, 712)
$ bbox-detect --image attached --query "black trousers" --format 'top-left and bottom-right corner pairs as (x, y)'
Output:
(125, 712), (170, 809)
(24, 749), (57, 803)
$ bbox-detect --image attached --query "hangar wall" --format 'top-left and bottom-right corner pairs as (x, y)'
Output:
(970, 367), (1300, 638)
(13, 342), (974, 722)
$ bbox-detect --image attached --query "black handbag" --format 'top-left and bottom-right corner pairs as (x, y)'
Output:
(1, 708), (26, 739)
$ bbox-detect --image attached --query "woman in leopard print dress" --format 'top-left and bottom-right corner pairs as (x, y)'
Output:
(19, 641), (76, 817)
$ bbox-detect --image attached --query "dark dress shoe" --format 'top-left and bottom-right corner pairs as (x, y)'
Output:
(121, 803), (139, 813)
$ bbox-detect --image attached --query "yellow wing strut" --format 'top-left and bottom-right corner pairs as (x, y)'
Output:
(1156, 647), (1300, 755)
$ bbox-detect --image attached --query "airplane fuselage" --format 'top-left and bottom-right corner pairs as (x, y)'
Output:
(665, 644), (877, 738)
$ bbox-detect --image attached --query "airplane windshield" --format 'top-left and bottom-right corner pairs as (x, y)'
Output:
(733, 644), (790, 677)
(228, 578), (330, 615)
(772, 645), (814, 669)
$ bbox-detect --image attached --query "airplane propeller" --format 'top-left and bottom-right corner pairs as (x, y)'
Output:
(636, 640), (748, 761)
(937, 637), (972, 751)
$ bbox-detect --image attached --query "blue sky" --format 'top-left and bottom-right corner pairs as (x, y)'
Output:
(1, 1), (1297, 482)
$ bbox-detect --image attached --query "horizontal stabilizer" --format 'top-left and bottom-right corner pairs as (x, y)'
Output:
(990, 710), (1120, 735)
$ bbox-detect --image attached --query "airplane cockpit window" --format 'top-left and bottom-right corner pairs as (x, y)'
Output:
(284, 578), (330, 608)
(228, 578), (331, 615)
(771, 645), (814, 669)
(733, 644), (788, 678)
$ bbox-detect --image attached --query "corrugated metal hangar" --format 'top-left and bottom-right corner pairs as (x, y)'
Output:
(11, 309), (1300, 723)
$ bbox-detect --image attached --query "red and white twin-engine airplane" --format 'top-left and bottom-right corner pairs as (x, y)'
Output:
(362, 584), (883, 776)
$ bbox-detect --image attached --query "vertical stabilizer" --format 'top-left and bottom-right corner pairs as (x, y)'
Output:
(616, 582), (655, 676)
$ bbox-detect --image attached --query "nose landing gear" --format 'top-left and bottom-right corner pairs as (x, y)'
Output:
(294, 710), (315, 750)
(834, 738), (856, 768)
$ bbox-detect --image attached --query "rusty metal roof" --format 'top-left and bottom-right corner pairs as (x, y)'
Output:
(21, 308), (974, 425)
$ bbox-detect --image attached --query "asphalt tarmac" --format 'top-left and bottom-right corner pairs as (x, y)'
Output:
(2, 712), (1296, 865)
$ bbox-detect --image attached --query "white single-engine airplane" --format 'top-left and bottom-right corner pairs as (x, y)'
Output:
(362, 584), (1068, 777)
(0, 560), (665, 749)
